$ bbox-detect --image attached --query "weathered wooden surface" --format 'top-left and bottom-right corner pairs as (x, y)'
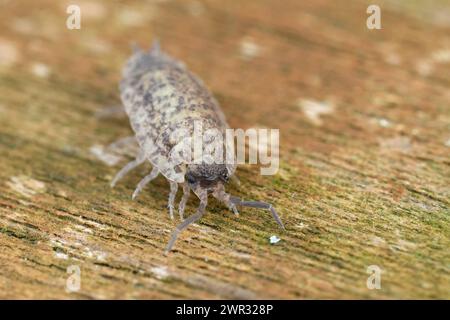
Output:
(0, 0), (449, 299)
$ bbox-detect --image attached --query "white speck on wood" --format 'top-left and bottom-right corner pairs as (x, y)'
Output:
(73, 224), (94, 235)
(372, 93), (401, 107)
(378, 118), (391, 128)
(76, 216), (108, 230)
(54, 252), (69, 260)
(240, 37), (262, 60)
(298, 99), (335, 125)
(431, 49), (450, 63)
(0, 39), (19, 67)
(370, 236), (387, 247)
(78, 1), (107, 20)
(269, 235), (281, 244)
(377, 43), (402, 66)
(90, 144), (123, 166)
(118, 8), (153, 26)
(6, 176), (46, 198)
(151, 266), (170, 280)
(295, 222), (308, 229)
(379, 136), (412, 152)
(83, 36), (111, 54)
(12, 18), (34, 34)
(415, 49), (450, 77)
(416, 60), (434, 77)
(445, 138), (450, 147)
(85, 247), (107, 261)
(385, 53), (402, 65)
(188, 1), (205, 16)
(390, 239), (417, 252)
(31, 63), (51, 78)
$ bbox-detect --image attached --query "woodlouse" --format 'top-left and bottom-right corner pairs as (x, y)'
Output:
(108, 41), (285, 253)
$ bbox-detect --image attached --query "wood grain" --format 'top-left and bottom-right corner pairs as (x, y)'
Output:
(0, 0), (448, 299)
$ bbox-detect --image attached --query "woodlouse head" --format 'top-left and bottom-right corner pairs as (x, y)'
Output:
(185, 163), (230, 192)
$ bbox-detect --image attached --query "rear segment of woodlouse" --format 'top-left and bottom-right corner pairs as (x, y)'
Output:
(108, 41), (285, 253)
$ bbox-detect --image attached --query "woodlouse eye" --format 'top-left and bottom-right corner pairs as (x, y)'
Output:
(221, 172), (229, 182)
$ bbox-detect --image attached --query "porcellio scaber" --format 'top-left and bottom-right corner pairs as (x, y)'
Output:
(108, 41), (285, 253)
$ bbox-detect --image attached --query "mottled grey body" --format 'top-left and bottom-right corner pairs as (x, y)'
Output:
(109, 41), (284, 253)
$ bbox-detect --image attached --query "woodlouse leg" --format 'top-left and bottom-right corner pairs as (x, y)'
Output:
(212, 187), (239, 216)
(165, 196), (208, 254)
(178, 183), (190, 220)
(132, 167), (159, 200)
(167, 181), (178, 219)
(110, 152), (145, 188)
(131, 42), (141, 53)
(230, 197), (285, 230)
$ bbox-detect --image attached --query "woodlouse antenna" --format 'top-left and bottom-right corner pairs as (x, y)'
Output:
(212, 184), (284, 230)
(150, 39), (160, 54)
(164, 191), (285, 253)
(230, 196), (285, 230)
(130, 42), (141, 53)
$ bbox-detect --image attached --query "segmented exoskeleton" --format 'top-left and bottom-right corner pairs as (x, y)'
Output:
(109, 41), (285, 253)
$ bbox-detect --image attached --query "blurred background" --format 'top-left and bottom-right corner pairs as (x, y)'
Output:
(0, 0), (448, 299)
